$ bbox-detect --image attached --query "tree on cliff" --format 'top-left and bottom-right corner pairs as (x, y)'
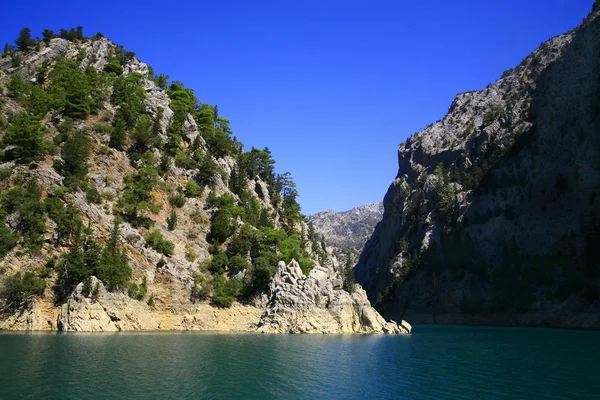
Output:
(2, 113), (47, 160)
(343, 255), (356, 293)
(15, 27), (34, 51)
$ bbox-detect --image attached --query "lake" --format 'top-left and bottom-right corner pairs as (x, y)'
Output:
(0, 325), (598, 399)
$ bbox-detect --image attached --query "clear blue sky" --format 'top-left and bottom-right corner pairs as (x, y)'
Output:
(1, 0), (593, 215)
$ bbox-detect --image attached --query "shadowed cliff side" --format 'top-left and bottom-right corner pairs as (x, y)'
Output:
(356, 5), (600, 329)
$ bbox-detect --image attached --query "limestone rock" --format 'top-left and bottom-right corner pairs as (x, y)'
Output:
(81, 38), (111, 70)
(144, 80), (173, 137)
(0, 38), (70, 82)
(258, 260), (409, 334)
(247, 176), (274, 212)
(355, 7), (600, 328)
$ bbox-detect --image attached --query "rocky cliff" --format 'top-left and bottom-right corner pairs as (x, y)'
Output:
(307, 203), (384, 256)
(0, 29), (408, 333)
(356, 4), (600, 328)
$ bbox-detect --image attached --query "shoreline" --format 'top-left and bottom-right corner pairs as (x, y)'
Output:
(2, 322), (599, 333)
(384, 311), (600, 331)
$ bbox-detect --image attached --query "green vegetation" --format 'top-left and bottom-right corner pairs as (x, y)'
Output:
(111, 73), (146, 129)
(194, 153), (221, 186)
(0, 272), (46, 312)
(210, 208), (236, 244)
(168, 191), (186, 208)
(59, 129), (91, 187)
(0, 187), (47, 252)
(209, 252), (229, 274)
(185, 246), (197, 262)
(229, 255), (248, 273)
(86, 187), (101, 204)
(201, 183), (313, 304)
(0, 223), (17, 258)
(483, 104), (505, 126)
(103, 57), (123, 76)
(433, 165), (458, 223)
(47, 56), (95, 118)
(130, 114), (157, 151)
(15, 28), (35, 51)
(184, 179), (204, 197)
(190, 273), (212, 302)
(127, 277), (147, 300)
(211, 275), (246, 307)
(44, 196), (83, 245)
(343, 255), (356, 292)
(147, 293), (155, 307)
(109, 118), (127, 149)
(2, 113), (47, 161)
(145, 230), (174, 256)
(6, 74), (29, 101)
(0, 25), (319, 313)
(55, 221), (131, 299)
(117, 159), (160, 227)
(167, 209), (177, 231)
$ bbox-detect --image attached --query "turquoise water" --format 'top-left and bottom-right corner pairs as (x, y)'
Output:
(0, 325), (598, 399)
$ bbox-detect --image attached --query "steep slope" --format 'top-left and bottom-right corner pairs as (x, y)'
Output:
(307, 203), (384, 256)
(0, 29), (408, 333)
(356, 5), (600, 328)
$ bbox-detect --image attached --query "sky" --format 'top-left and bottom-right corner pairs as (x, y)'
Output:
(0, 0), (594, 215)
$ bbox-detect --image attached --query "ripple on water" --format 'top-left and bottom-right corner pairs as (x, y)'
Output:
(0, 327), (599, 399)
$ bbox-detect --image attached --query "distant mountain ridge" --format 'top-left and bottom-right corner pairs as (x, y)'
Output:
(307, 203), (384, 255)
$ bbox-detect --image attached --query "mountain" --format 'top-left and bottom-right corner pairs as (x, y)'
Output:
(0, 29), (408, 334)
(307, 203), (384, 256)
(356, 4), (600, 329)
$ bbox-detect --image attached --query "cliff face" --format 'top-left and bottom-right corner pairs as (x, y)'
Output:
(0, 33), (407, 333)
(356, 6), (600, 328)
(307, 203), (384, 256)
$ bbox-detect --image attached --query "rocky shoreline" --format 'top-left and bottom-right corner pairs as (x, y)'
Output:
(0, 260), (411, 334)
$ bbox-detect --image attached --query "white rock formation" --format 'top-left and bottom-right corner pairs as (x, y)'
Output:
(258, 260), (410, 334)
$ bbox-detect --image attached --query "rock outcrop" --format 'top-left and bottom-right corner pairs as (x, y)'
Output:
(258, 260), (409, 334)
(356, 6), (600, 328)
(54, 277), (263, 332)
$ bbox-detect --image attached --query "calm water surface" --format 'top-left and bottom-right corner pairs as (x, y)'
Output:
(0, 325), (598, 399)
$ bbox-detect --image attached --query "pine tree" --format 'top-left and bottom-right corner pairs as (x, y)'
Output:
(61, 130), (91, 186)
(130, 114), (153, 150)
(110, 118), (127, 149)
(343, 255), (356, 293)
(15, 27), (33, 51)
(167, 209), (177, 231)
(258, 208), (274, 228)
(96, 220), (131, 290)
(63, 69), (91, 118)
(41, 29), (56, 44)
(2, 113), (46, 160)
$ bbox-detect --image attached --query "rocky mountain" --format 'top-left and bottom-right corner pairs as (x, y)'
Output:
(307, 203), (384, 256)
(0, 28), (408, 334)
(356, 4), (600, 329)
